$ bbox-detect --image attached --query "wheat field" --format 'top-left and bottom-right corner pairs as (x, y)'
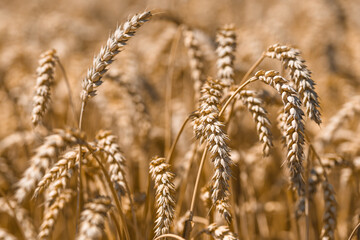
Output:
(0, 0), (360, 239)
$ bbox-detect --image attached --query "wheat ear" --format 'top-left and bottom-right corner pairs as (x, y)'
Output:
(216, 24), (236, 88)
(77, 196), (112, 240)
(193, 77), (232, 222)
(183, 28), (206, 103)
(96, 130), (127, 197)
(81, 11), (152, 102)
(239, 90), (273, 156)
(265, 44), (321, 124)
(150, 157), (176, 237)
(32, 49), (57, 126)
(205, 223), (238, 240)
(15, 129), (82, 203)
(321, 180), (337, 240)
(38, 189), (75, 240)
(250, 70), (305, 195)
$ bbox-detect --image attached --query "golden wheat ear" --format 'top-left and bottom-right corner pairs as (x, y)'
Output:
(205, 223), (238, 240)
(149, 156), (176, 237)
(32, 49), (57, 127)
(321, 180), (337, 240)
(81, 11), (152, 102)
(265, 44), (321, 125)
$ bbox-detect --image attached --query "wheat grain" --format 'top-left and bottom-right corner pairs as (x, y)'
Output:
(77, 196), (112, 240)
(265, 44), (321, 124)
(149, 157), (176, 237)
(38, 189), (75, 240)
(32, 49), (57, 126)
(81, 11), (152, 102)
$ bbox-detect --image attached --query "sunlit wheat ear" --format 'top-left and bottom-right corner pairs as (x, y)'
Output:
(205, 223), (238, 240)
(46, 169), (74, 206)
(38, 189), (75, 240)
(183, 28), (206, 103)
(216, 24), (236, 88)
(321, 180), (337, 240)
(77, 196), (112, 240)
(193, 77), (232, 221)
(239, 90), (273, 156)
(15, 129), (83, 203)
(81, 11), (152, 102)
(0, 197), (37, 240)
(0, 228), (17, 240)
(96, 130), (127, 197)
(32, 49), (57, 126)
(320, 95), (360, 143)
(265, 44), (321, 124)
(149, 157), (176, 237)
(250, 70), (305, 195)
(33, 147), (85, 198)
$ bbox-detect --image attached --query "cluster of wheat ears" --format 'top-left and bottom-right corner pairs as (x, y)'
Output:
(1, 8), (360, 240)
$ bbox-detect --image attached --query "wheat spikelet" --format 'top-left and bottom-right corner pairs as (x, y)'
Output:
(320, 95), (360, 142)
(96, 130), (127, 197)
(81, 11), (152, 101)
(0, 197), (36, 240)
(0, 228), (17, 240)
(239, 90), (273, 156)
(250, 70), (305, 195)
(38, 189), (75, 240)
(216, 24), (236, 88)
(46, 169), (74, 206)
(265, 44), (321, 124)
(183, 28), (206, 103)
(32, 49), (57, 126)
(205, 223), (238, 240)
(149, 157), (176, 237)
(77, 196), (112, 240)
(321, 180), (337, 240)
(33, 148), (80, 198)
(14, 129), (82, 203)
(193, 77), (232, 220)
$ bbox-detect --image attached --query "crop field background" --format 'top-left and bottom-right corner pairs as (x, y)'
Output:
(0, 0), (360, 239)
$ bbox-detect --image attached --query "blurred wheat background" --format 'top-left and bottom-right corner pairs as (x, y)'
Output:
(0, 0), (360, 239)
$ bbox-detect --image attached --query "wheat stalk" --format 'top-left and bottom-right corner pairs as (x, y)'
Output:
(77, 196), (112, 240)
(38, 189), (75, 240)
(149, 157), (176, 237)
(15, 129), (82, 203)
(32, 49), (57, 126)
(265, 44), (321, 124)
